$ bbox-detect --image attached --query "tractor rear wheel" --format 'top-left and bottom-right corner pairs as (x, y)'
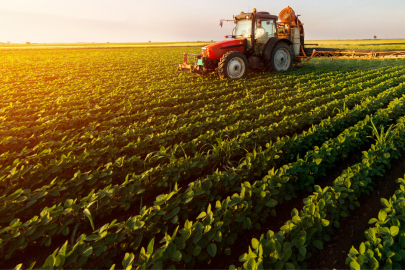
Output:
(268, 42), (293, 71)
(218, 51), (249, 79)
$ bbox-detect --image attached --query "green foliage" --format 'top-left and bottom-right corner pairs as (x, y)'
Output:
(346, 177), (405, 269)
(235, 111), (405, 269)
(2, 45), (405, 269)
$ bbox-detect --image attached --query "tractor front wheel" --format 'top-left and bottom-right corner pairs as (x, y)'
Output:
(268, 42), (293, 71)
(218, 51), (249, 79)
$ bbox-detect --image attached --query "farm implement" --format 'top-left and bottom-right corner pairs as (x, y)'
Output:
(178, 7), (405, 79)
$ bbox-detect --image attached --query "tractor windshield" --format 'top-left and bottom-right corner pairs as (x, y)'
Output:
(235, 19), (252, 38)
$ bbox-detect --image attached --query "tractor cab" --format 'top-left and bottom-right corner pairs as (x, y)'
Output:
(233, 11), (278, 56)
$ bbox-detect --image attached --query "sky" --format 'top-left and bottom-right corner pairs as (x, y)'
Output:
(1, 0), (405, 43)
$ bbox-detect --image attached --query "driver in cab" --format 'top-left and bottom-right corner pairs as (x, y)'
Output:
(255, 19), (268, 53)
(255, 20), (267, 42)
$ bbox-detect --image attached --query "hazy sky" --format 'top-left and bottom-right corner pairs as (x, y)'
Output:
(1, 0), (405, 43)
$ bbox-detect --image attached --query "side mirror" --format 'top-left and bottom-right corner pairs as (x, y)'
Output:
(257, 19), (261, 27)
(220, 20), (223, 27)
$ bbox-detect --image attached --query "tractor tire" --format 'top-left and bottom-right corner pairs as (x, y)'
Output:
(268, 42), (294, 72)
(218, 51), (249, 79)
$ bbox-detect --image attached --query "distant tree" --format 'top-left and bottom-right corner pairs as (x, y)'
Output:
(374, 35), (377, 40)
(149, 41), (151, 43)
(7, 41), (11, 44)
(25, 42), (30, 44)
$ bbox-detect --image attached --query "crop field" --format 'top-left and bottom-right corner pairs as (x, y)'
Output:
(2, 41), (405, 270)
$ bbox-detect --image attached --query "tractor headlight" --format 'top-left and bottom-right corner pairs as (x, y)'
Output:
(202, 47), (207, 57)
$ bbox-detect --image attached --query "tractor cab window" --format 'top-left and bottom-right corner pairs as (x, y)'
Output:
(255, 19), (276, 54)
(235, 19), (252, 38)
(261, 20), (276, 37)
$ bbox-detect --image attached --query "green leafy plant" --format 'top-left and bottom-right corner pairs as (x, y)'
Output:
(346, 177), (405, 270)
(202, 132), (246, 171)
(2, 46), (405, 269)
(368, 120), (396, 144)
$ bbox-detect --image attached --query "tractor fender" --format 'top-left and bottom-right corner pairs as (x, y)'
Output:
(262, 38), (293, 61)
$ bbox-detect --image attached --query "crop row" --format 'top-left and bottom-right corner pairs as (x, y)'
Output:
(234, 113), (405, 269)
(4, 81), (405, 267)
(0, 76), (327, 158)
(1, 64), (385, 177)
(96, 65), (388, 135)
(125, 73), (405, 206)
(2, 49), (404, 268)
(5, 60), (349, 134)
(133, 68), (402, 160)
(0, 67), (395, 191)
(2, 71), (403, 231)
(126, 85), (405, 269)
(346, 177), (405, 270)
(2, 64), (388, 161)
(3, 73), (401, 229)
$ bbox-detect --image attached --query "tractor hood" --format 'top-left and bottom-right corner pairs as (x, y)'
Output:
(202, 39), (246, 60)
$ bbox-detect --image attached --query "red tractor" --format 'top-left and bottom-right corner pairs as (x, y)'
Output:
(178, 7), (308, 79)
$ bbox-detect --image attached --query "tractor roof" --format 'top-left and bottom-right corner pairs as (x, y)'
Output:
(256, 11), (278, 20)
(235, 11), (278, 21)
